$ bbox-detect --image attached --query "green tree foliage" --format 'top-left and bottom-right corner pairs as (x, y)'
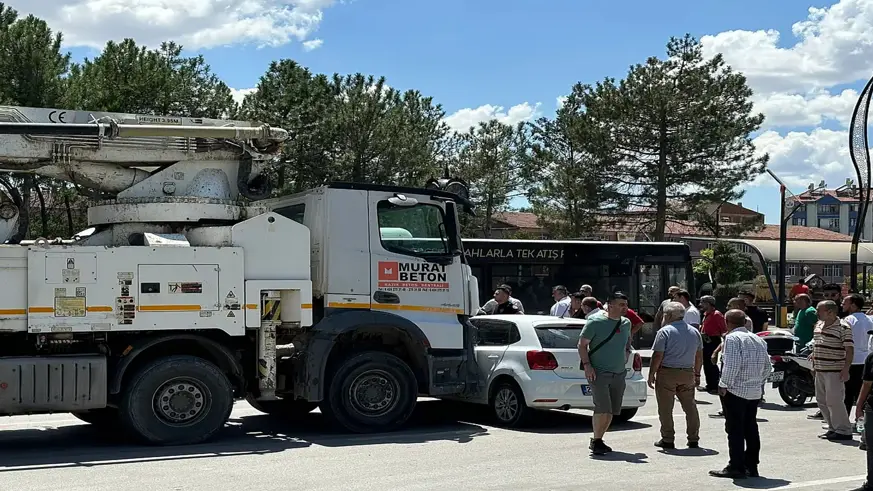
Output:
(693, 242), (758, 287)
(238, 64), (450, 194)
(525, 94), (628, 239)
(64, 40), (234, 118)
(452, 120), (529, 237)
(577, 34), (768, 240)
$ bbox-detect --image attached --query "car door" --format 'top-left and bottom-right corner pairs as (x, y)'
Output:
(470, 318), (516, 403)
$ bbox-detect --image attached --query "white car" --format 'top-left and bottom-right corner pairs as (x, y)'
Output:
(450, 314), (647, 427)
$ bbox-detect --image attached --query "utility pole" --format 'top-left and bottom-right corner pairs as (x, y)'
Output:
(849, 75), (873, 292)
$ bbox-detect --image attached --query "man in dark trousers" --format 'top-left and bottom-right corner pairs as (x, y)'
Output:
(709, 309), (773, 479)
(850, 344), (873, 491)
(699, 295), (726, 394)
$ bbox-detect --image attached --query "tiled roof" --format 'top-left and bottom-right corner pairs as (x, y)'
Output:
(490, 211), (854, 242)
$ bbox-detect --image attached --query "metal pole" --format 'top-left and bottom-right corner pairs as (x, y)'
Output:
(778, 184), (787, 328)
(849, 75), (873, 292)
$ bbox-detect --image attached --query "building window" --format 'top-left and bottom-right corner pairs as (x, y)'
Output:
(850, 204), (859, 213)
(787, 264), (798, 276)
(767, 264), (777, 277)
(818, 217), (840, 231)
(796, 204), (806, 215)
(851, 218), (858, 229)
(818, 204), (839, 215)
(792, 217), (807, 226)
(823, 265), (844, 278)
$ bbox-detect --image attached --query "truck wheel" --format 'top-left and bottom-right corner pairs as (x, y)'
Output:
(72, 407), (121, 430)
(120, 355), (234, 446)
(321, 351), (418, 433)
(246, 395), (318, 417)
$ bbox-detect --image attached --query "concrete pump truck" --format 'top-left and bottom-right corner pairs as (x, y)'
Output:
(0, 105), (480, 445)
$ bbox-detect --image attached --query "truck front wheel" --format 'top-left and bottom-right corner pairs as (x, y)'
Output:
(120, 355), (234, 446)
(321, 351), (418, 433)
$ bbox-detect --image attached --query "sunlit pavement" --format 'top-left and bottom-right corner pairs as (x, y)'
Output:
(0, 368), (866, 491)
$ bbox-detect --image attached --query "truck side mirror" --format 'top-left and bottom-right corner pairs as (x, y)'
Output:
(445, 201), (462, 256)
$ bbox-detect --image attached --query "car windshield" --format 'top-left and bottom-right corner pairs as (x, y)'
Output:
(535, 324), (584, 349)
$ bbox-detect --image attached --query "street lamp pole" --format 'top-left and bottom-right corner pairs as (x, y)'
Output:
(849, 75), (873, 292)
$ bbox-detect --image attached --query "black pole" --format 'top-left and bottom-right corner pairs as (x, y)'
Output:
(778, 184), (787, 328)
(849, 75), (873, 292)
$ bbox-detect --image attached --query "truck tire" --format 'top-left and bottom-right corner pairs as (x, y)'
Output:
(321, 351), (418, 433)
(119, 355), (234, 446)
(246, 395), (318, 417)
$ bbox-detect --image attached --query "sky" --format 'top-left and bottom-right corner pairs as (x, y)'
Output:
(13, 0), (873, 224)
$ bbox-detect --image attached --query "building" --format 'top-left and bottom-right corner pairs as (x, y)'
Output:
(791, 179), (873, 239)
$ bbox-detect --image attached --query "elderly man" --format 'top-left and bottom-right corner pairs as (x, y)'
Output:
(710, 309), (772, 480)
(654, 285), (681, 329)
(812, 300), (855, 441)
(648, 301), (703, 449)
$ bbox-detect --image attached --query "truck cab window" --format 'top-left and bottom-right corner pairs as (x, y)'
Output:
(377, 201), (449, 256)
(274, 204), (306, 225)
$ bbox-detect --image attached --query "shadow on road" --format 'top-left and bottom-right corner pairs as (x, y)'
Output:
(758, 401), (815, 412)
(0, 400), (488, 472)
(591, 451), (648, 463)
(732, 477), (791, 489)
(658, 447), (720, 457)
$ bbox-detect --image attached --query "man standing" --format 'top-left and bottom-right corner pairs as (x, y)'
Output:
(550, 285), (571, 317)
(580, 297), (602, 318)
(851, 347), (873, 491)
(709, 309), (772, 480)
(842, 293), (871, 426)
(809, 285), (848, 422)
(812, 300), (854, 441)
(793, 294), (817, 350)
(578, 292), (632, 456)
(477, 284), (524, 315)
(654, 285), (681, 329)
(675, 290), (700, 328)
(739, 291), (768, 333)
(699, 295), (726, 394)
(789, 278), (809, 301)
(648, 301), (702, 449)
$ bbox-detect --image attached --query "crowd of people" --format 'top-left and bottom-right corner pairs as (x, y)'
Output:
(475, 281), (873, 488)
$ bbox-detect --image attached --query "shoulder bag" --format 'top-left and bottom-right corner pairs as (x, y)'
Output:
(580, 318), (624, 370)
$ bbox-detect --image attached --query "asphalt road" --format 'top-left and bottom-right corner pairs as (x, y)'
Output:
(0, 369), (867, 491)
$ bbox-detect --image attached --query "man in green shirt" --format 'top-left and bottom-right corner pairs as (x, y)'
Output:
(793, 293), (816, 349)
(579, 291), (632, 455)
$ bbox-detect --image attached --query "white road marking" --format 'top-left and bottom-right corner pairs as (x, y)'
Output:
(769, 474), (866, 489)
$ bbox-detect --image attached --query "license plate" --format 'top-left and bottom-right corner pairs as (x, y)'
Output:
(581, 385), (592, 395)
(768, 371), (784, 382)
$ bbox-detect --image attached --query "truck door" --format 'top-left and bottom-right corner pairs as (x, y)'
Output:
(369, 192), (467, 350)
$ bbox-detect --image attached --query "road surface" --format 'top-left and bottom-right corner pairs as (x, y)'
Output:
(0, 370), (866, 491)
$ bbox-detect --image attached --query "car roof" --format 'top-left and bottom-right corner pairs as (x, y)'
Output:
(472, 314), (587, 327)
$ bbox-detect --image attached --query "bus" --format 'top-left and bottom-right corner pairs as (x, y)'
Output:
(462, 239), (694, 346)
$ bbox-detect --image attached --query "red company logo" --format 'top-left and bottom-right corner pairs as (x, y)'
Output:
(378, 261), (399, 281)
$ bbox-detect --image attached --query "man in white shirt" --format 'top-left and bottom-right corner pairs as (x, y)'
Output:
(842, 293), (871, 423)
(550, 285), (571, 317)
(676, 290), (701, 328)
(581, 297), (603, 318)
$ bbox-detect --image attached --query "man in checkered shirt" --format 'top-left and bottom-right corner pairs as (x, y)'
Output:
(709, 309), (772, 480)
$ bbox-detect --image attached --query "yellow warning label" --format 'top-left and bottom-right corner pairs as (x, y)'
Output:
(54, 296), (86, 317)
(262, 299), (281, 321)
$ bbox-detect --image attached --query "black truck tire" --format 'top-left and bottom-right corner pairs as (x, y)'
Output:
(320, 351), (418, 433)
(119, 355), (234, 446)
(246, 395), (318, 417)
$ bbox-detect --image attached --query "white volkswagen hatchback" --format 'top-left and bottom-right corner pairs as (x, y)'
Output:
(450, 314), (647, 427)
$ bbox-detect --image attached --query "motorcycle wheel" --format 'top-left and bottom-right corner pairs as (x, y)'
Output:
(778, 374), (810, 407)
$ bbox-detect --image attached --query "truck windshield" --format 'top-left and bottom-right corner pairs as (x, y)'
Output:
(377, 201), (449, 256)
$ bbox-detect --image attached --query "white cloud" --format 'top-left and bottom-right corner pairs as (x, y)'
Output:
(17, 0), (339, 50)
(230, 87), (256, 106)
(302, 38), (324, 51)
(443, 102), (542, 133)
(699, 0), (873, 194)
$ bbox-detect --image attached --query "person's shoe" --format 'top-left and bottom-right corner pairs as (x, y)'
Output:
(589, 438), (612, 455)
(709, 410), (724, 418)
(860, 441), (867, 451)
(654, 439), (675, 449)
(808, 411), (823, 420)
(818, 430), (836, 439)
(709, 466), (747, 479)
(687, 440), (700, 449)
(746, 467), (759, 478)
(825, 432), (853, 441)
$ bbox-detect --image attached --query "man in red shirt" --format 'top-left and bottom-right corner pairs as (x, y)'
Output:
(699, 295), (727, 393)
(789, 279), (809, 301)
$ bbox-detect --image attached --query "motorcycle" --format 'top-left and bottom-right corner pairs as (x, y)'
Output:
(760, 332), (815, 407)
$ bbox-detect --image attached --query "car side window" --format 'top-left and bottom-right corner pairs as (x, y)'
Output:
(471, 319), (521, 346)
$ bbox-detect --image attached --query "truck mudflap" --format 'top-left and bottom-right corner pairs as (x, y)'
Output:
(0, 355), (107, 413)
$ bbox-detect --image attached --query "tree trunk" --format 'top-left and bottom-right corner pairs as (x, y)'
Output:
(35, 182), (48, 237)
(654, 109), (668, 241)
(64, 193), (74, 236)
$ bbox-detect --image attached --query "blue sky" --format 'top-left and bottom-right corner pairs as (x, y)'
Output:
(31, 0), (873, 225)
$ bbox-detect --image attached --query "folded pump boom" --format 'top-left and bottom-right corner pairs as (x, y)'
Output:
(0, 105), (289, 245)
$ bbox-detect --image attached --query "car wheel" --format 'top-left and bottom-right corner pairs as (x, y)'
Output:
(490, 381), (530, 428)
(612, 408), (638, 423)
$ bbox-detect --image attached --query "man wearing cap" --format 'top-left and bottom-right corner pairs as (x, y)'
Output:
(699, 295), (727, 394)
